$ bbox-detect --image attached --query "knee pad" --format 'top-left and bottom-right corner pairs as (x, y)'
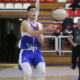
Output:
(36, 62), (46, 75)
(36, 62), (46, 80)
(22, 62), (32, 77)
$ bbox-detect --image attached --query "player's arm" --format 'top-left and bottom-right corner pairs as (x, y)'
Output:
(38, 34), (44, 46)
(68, 34), (77, 47)
(21, 20), (54, 37)
(38, 24), (44, 45)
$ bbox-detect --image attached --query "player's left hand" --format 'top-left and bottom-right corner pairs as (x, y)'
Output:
(47, 24), (55, 30)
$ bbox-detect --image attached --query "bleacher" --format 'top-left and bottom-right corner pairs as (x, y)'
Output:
(0, 0), (74, 3)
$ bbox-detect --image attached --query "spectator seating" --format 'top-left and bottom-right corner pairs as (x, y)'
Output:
(14, 3), (22, 8)
(0, 0), (5, 2)
(0, 3), (5, 8)
(74, 10), (80, 15)
(74, 17), (80, 23)
(0, 0), (68, 3)
(58, 0), (66, 3)
(66, 0), (74, 3)
(65, 3), (72, 9)
(14, 0), (23, 2)
(6, 3), (13, 8)
(66, 9), (73, 15)
(23, 3), (31, 9)
(48, 0), (57, 2)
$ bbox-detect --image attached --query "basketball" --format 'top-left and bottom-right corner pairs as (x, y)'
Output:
(51, 7), (69, 21)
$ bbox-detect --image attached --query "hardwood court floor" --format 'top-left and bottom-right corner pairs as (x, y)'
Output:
(0, 64), (78, 80)
(0, 76), (78, 80)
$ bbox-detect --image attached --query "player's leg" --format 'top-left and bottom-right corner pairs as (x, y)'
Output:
(36, 62), (46, 80)
(33, 50), (46, 80)
(18, 51), (32, 80)
(22, 62), (32, 80)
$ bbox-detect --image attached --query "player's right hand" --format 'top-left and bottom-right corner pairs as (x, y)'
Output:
(72, 43), (78, 47)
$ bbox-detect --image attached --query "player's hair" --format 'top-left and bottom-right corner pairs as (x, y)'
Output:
(27, 5), (36, 11)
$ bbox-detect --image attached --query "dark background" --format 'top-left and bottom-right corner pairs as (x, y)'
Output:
(0, 18), (21, 63)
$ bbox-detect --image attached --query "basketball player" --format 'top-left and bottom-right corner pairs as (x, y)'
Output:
(18, 5), (54, 80)
(68, 19), (80, 80)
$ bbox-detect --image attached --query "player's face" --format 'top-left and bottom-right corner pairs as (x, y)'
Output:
(27, 8), (37, 20)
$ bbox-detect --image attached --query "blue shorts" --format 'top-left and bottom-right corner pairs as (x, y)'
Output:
(19, 49), (45, 70)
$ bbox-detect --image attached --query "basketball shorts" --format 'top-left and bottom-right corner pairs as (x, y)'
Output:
(18, 49), (45, 70)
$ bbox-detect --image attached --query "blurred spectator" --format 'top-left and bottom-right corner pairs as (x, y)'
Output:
(52, 28), (62, 36)
(6, 30), (17, 62)
(62, 29), (71, 50)
(69, 0), (80, 12)
(63, 28), (71, 36)
(48, 28), (62, 50)
(62, 16), (74, 32)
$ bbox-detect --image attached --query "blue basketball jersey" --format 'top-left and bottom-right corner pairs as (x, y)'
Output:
(19, 19), (41, 49)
